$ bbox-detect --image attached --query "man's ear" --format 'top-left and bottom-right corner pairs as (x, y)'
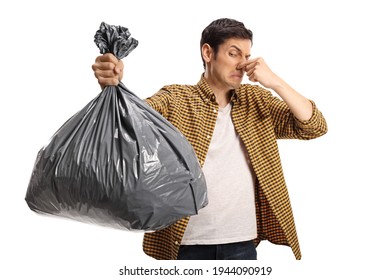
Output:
(201, 43), (214, 64)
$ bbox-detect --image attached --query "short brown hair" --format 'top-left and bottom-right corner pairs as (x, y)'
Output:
(200, 18), (253, 68)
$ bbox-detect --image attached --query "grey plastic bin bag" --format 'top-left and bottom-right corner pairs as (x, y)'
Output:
(25, 22), (208, 231)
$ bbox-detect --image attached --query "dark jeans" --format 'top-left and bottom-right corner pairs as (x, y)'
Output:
(177, 240), (257, 260)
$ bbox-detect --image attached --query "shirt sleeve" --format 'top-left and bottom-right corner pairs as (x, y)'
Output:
(265, 91), (328, 140)
(144, 87), (174, 119)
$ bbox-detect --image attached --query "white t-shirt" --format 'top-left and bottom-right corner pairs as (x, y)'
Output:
(181, 103), (257, 245)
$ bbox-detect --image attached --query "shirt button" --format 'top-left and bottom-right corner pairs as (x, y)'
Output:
(207, 135), (211, 139)
(174, 241), (179, 245)
(213, 109), (217, 113)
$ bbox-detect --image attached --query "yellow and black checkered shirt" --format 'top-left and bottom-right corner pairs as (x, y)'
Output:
(143, 75), (327, 260)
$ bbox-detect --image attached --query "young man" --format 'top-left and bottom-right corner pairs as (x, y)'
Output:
(92, 18), (327, 260)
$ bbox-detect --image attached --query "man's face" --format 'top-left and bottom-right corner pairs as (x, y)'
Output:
(208, 38), (252, 90)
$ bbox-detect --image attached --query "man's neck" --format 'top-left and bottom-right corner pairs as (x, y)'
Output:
(204, 75), (233, 108)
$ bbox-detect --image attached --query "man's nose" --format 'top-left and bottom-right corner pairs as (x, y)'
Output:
(236, 57), (247, 70)
(236, 63), (245, 71)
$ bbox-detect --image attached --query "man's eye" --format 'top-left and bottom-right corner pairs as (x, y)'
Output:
(229, 53), (237, 57)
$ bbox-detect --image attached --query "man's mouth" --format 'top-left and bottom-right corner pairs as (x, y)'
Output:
(232, 72), (243, 79)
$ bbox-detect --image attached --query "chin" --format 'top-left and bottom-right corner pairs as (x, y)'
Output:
(230, 81), (242, 89)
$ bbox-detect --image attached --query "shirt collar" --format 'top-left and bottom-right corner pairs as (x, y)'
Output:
(197, 74), (240, 105)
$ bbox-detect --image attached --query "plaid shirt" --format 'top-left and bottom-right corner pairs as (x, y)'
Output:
(143, 75), (327, 260)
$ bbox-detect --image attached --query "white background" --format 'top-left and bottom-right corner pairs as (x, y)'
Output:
(1, 0), (389, 279)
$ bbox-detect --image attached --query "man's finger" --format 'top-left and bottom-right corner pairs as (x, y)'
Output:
(97, 76), (120, 87)
(93, 61), (117, 71)
(237, 60), (249, 70)
(246, 66), (257, 76)
(94, 69), (118, 79)
(95, 53), (119, 64)
(114, 60), (124, 75)
(237, 58), (256, 70)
